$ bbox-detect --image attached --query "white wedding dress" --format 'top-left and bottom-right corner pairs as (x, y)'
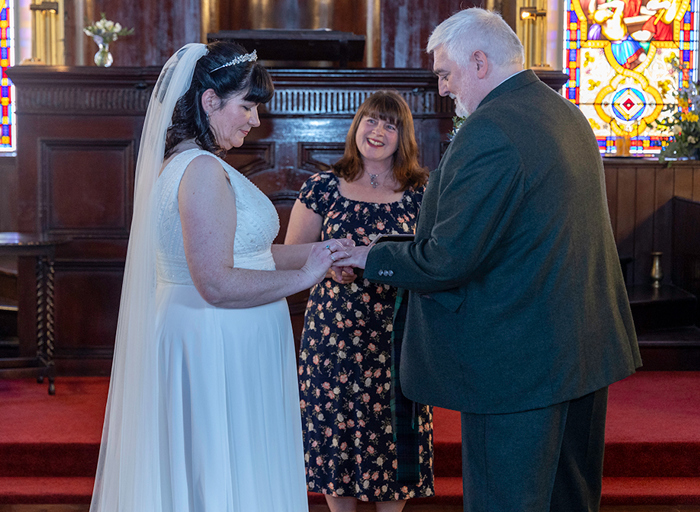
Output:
(151, 148), (308, 511)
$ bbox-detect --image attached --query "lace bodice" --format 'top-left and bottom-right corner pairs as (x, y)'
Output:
(155, 149), (279, 284)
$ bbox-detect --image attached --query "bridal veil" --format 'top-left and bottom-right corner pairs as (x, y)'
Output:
(89, 43), (208, 512)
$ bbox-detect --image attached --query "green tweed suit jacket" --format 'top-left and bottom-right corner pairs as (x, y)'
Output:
(364, 70), (642, 414)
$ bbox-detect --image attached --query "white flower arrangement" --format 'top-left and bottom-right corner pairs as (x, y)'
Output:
(84, 13), (134, 45)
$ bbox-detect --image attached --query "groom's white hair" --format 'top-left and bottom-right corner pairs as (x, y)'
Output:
(427, 8), (524, 68)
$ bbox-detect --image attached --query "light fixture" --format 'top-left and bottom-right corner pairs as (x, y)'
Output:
(520, 6), (546, 19)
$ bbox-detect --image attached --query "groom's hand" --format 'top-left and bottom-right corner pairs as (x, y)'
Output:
(330, 266), (357, 283)
(333, 245), (371, 269)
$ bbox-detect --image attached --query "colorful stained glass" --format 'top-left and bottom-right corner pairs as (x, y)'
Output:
(0, 0), (13, 152)
(564, 0), (699, 155)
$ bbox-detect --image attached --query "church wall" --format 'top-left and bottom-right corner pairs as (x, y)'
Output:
(3, 0), (693, 374)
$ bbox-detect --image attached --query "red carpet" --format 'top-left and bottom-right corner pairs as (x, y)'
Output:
(1, 372), (699, 506)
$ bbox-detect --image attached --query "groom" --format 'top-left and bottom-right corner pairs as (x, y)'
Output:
(335, 7), (641, 512)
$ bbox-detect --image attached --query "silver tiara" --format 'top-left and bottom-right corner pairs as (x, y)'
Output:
(210, 50), (258, 73)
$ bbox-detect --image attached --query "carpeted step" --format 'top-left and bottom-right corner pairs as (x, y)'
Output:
(1, 373), (699, 506)
(0, 477), (94, 504)
(601, 477), (700, 506)
(432, 407), (461, 478)
(604, 441), (700, 477)
(604, 372), (700, 477)
(308, 476), (700, 508)
(5, 475), (700, 507)
(3, 374), (700, 479)
(427, 372), (700, 478)
(0, 443), (98, 477)
(0, 378), (105, 478)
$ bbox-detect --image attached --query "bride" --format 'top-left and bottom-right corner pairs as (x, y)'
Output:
(90, 42), (351, 512)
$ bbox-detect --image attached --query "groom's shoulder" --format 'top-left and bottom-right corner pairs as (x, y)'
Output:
(452, 111), (514, 154)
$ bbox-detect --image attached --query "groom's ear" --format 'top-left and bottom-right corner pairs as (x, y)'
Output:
(473, 50), (488, 79)
(201, 88), (221, 115)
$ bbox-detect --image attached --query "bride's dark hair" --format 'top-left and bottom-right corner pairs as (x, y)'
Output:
(164, 41), (274, 158)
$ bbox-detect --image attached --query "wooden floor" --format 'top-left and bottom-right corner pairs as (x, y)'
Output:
(1, 505), (700, 512)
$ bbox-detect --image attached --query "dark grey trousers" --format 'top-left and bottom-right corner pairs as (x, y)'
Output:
(460, 386), (608, 512)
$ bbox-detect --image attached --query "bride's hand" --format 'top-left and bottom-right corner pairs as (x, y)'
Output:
(301, 240), (350, 284)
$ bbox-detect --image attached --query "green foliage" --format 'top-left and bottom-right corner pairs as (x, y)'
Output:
(449, 116), (466, 141)
(655, 56), (700, 163)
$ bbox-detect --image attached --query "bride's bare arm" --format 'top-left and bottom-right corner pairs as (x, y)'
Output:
(178, 155), (337, 308)
(271, 242), (315, 270)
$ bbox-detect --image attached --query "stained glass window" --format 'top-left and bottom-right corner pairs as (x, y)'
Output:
(564, 0), (699, 156)
(0, 0), (13, 152)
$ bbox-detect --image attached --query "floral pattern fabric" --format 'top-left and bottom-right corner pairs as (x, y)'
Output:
(297, 172), (434, 502)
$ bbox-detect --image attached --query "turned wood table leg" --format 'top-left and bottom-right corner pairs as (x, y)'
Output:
(35, 255), (55, 395)
(45, 257), (56, 395)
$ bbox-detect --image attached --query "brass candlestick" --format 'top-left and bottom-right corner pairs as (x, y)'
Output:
(650, 252), (663, 289)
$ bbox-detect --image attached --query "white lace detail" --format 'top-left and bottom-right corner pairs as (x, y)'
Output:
(155, 148), (279, 285)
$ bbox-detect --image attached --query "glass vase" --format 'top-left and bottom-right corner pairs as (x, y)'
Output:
(94, 43), (113, 67)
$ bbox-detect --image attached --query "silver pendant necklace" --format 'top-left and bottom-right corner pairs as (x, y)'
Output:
(368, 169), (391, 188)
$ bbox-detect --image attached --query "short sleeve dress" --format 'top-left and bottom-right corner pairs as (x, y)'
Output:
(297, 172), (434, 502)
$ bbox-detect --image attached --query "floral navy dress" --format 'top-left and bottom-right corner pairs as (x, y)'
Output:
(297, 172), (434, 502)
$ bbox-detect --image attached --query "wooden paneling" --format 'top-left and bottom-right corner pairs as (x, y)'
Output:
(603, 159), (700, 286)
(299, 142), (346, 173)
(672, 197), (700, 313)
(41, 140), (134, 236)
(52, 265), (123, 375)
(380, 0), (476, 69)
(0, 157), (17, 232)
(8, 67), (152, 373)
(66, 0), (201, 67)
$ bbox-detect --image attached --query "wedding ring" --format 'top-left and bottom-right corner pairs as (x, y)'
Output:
(330, 254), (336, 262)
(325, 244), (331, 250)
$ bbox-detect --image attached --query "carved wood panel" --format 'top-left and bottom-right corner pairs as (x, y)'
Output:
(52, 262), (124, 374)
(299, 142), (346, 174)
(224, 141), (275, 176)
(41, 139), (135, 237)
(0, 157), (17, 231)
